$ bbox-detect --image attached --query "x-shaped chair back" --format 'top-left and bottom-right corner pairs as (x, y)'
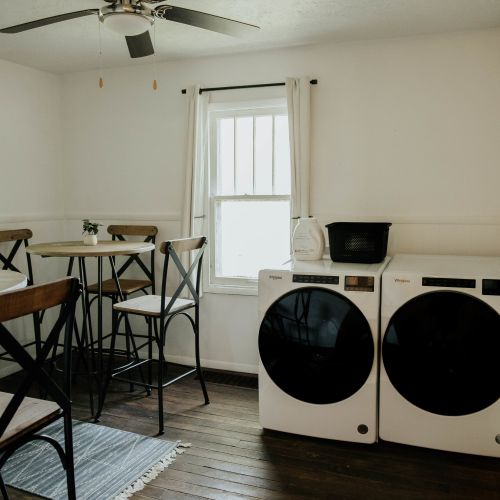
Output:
(108, 225), (158, 291)
(159, 237), (207, 319)
(0, 278), (80, 438)
(0, 229), (34, 285)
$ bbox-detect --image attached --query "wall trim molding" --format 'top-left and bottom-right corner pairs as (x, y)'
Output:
(314, 214), (500, 226)
(0, 213), (181, 224)
(0, 213), (64, 224)
(64, 213), (181, 222)
(3, 213), (499, 227)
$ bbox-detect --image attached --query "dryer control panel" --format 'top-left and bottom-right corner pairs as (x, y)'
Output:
(293, 274), (339, 285)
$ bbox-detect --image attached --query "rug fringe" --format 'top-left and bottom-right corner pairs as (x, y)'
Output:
(113, 441), (192, 500)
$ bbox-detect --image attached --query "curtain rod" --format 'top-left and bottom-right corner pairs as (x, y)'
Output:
(181, 79), (318, 95)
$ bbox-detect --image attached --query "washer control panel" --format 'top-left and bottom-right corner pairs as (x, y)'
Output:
(293, 274), (339, 285)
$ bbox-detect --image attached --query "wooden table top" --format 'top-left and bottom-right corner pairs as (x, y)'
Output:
(0, 271), (28, 293)
(26, 240), (155, 257)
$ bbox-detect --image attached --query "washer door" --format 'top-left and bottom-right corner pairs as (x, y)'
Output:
(383, 291), (500, 416)
(259, 287), (374, 405)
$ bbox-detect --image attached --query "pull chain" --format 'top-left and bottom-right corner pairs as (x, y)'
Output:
(152, 23), (158, 91)
(98, 19), (104, 88)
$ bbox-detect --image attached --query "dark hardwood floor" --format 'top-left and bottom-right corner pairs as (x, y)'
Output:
(3, 366), (500, 500)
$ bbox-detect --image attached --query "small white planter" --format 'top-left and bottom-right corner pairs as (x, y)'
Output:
(83, 234), (98, 246)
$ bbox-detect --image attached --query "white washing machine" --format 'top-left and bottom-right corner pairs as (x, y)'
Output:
(258, 258), (390, 443)
(380, 254), (500, 457)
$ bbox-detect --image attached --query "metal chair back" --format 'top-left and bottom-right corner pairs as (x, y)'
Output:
(108, 225), (158, 292)
(158, 237), (207, 319)
(0, 229), (34, 285)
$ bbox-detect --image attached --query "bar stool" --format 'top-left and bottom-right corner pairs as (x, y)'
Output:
(97, 237), (208, 434)
(0, 229), (42, 362)
(86, 225), (158, 390)
(0, 277), (81, 500)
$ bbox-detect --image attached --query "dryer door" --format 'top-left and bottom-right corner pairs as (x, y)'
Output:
(259, 287), (374, 404)
(383, 291), (500, 416)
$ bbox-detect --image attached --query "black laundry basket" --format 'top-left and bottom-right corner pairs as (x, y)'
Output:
(326, 222), (391, 263)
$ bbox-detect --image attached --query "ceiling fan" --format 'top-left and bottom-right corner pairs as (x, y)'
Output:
(0, 0), (260, 58)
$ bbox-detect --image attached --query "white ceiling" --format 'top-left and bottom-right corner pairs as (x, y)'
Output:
(1, 0), (500, 74)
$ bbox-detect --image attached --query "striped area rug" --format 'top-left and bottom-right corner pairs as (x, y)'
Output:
(3, 420), (186, 500)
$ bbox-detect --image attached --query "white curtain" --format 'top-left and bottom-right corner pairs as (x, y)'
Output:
(286, 77), (311, 219)
(181, 85), (208, 295)
(182, 85), (208, 239)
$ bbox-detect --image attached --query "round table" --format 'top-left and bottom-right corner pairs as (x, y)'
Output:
(26, 240), (155, 417)
(0, 270), (28, 293)
(26, 240), (155, 258)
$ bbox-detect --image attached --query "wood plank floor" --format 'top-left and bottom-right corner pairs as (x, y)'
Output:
(3, 367), (500, 500)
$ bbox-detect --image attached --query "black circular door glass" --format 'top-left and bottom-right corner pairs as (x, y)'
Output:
(383, 291), (500, 416)
(259, 287), (374, 404)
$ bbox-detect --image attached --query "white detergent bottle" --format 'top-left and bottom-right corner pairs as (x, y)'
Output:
(292, 217), (325, 260)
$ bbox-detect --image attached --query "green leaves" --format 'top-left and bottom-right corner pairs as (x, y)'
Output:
(82, 219), (102, 235)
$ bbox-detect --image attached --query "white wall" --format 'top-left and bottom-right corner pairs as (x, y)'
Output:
(7, 27), (497, 374)
(0, 59), (66, 376)
(0, 59), (64, 221)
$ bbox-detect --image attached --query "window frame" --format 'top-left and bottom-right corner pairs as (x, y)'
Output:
(205, 100), (291, 295)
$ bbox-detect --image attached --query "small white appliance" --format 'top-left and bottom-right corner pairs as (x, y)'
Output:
(380, 254), (500, 457)
(258, 258), (390, 443)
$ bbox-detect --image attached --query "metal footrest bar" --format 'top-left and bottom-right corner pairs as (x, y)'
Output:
(112, 377), (151, 389)
(89, 330), (150, 347)
(113, 366), (196, 390)
(163, 368), (196, 387)
(111, 359), (149, 378)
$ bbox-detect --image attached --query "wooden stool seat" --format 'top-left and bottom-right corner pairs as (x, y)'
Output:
(87, 278), (152, 295)
(0, 392), (60, 448)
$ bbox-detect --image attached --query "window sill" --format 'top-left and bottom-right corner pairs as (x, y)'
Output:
(205, 283), (258, 296)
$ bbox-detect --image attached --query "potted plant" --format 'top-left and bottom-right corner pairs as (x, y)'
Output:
(82, 219), (102, 246)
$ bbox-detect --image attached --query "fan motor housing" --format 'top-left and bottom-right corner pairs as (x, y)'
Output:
(99, 2), (154, 35)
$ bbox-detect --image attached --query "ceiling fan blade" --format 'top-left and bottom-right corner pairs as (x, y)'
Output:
(125, 31), (154, 58)
(154, 5), (259, 37)
(0, 9), (99, 33)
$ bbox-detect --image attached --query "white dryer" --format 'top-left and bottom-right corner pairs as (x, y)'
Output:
(380, 254), (500, 457)
(258, 258), (389, 443)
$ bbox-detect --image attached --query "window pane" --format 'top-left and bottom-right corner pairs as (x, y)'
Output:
(274, 115), (291, 195)
(216, 200), (290, 279)
(218, 118), (234, 195)
(235, 116), (254, 195)
(254, 116), (273, 195)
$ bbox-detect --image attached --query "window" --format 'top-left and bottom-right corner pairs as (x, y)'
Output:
(207, 101), (291, 293)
